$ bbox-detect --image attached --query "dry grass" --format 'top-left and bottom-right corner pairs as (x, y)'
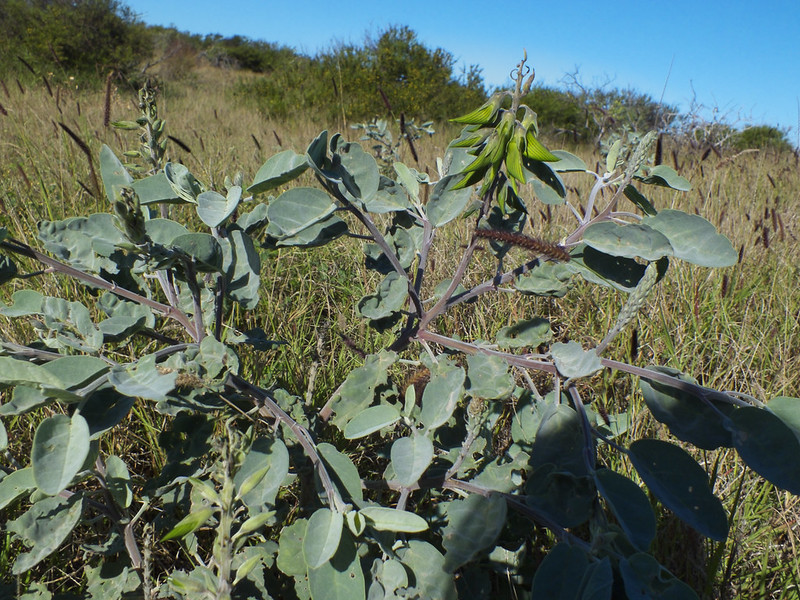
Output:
(1, 68), (800, 598)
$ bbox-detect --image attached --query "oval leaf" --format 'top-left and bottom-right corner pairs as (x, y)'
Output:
(32, 413), (90, 495)
(307, 531), (365, 600)
(161, 507), (215, 541)
(639, 367), (735, 450)
(642, 209), (737, 267)
(196, 186), (241, 228)
(249, 150), (309, 194)
(583, 222), (673, 261)
(420, 364), (465, 429)
(595, 468), (656, 552)
(628, 439), (728, 541)
(303, 508), (344, 569)
(343, 404), (401, 439)
(496, 318), (553, 348)
(359, 506), (429, 533)
(426, 174), (473, 227)
(391, 434), (434, 487)
(551, 341), (603, 379)
(726, 406), (800, 494)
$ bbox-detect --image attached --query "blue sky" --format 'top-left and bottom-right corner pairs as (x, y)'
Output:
(124, 0), (799, 140)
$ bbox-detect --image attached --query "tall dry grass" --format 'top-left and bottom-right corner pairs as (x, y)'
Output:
(1, 68), (799, 598)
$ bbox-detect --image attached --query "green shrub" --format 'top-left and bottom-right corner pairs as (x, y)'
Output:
(0, 0), (151, 81)
(731, 124), (793, 152)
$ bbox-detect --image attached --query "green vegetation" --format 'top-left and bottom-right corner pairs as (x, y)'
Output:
(1, 47), (800, 598)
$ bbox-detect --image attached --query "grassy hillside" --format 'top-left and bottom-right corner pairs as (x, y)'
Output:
(1, 65), (800, 598)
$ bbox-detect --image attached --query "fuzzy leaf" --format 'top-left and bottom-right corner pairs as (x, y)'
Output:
(391, 434), (434, 486)
(726, 406), (800, 495)
(343, 404), (400, 439)
(551, 341), (603, 379)
(359, 506), (429, 533)
(307, 531), (365, 600)
(234, 437), (289, 509)
(318, 443), (364, 505)
(629, 439), (728, 541)
(426, 174), (473, 227)
(583, 222), (673, 261)
(595, 468), (655, 552)
(32, 413), (90, 495)
(420, 363), (465, 429)
(8, 493), (83, 574)
(357, 271), (408, 320)
(442, 494), (507, 571)
(107, 354), (177, 402)
(496, 318), (553, 348)
(164, 162), (203, 203)
(643, 210), (737, 267)
(303, 508), (344, 569)
(249, 150), (309, 194)
(196, 186), (241, 228)
(99, 145), (133, 206)
(635, 165), (691, 190)
(639, 367), (735, 450)
(465, 354), (514, 400)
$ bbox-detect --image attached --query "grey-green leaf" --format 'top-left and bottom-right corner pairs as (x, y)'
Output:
(318, 443), (364, 505)
(343, 404), (400, 439)
(359, 506), (428, 532)
(105, 455), (132, 509)
(328, 350), (397, 431)
(107, 354), (177, 402)
(266, 187), (347, 246)
(234, 438), (289, 509)
(249, 150), (309, 194)
(32, 413), (90, 495)
(530, 404), (590, 476)
(726, 406), (800, 495)
(531, 543), (589, 600)
(391, 434), (434, 486)
(619, 553), (700, 599)
(551, 341), (603, 379)
(515, 262), (573, 297)
(583, 222), (673, 261)
(197, 186), (242, 228)
(465, 354), (514, 400)
(99, 145), (133, 206)
(164, 162), (203, 204)
(549, 150), (587, 172)
(566, 244), (648, 293)
(420, 363), (465, 430)
(357, 271), (408, 320)
(426, 174), (473, 227)
(628, 439), (728, 541)
(172, 232), (223, 272)
(303, 508), (344, 569)
(635, 164), (691, 191)
(397, 540), (456, 600)
(0, 468), (36, 510)
(643, 209), (737, 267)
(307, 531), (365, 600)
(8, 493), (83, 574)
(442, 494), (507, 571)
(595, 468), (656, 551)
(639, 367), (735, 450)
(496, 318), (553, 348)
(131, 171), (180, 205)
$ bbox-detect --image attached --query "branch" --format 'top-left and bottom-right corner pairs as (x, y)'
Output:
(0, 238), (197, 339)
(226, 374), (346, 512)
